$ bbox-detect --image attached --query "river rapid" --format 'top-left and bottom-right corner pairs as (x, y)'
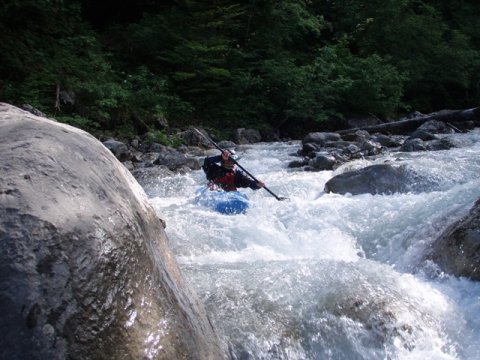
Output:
(148, 129), (480, 360)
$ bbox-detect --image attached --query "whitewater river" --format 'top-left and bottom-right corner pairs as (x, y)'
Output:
(148, 129), (480, 360)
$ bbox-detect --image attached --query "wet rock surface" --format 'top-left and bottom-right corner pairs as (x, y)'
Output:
(324, 164), (439, 195)
(426, 199), (480, 280)
(0, 103), (226, 359)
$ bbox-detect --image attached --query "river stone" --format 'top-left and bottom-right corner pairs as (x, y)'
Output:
(302, 132), (341, 146)
(233, 128), (262, 144)
(416, 119), (455, 134)
(399, 138), (428, 152)
(0, 103), (226, 359)
(371, 134), (403, 148)
(309, 153), (337, 170)
(324, 164), (436, 195)
(426, 199), (480, 281)
(102, 139), (133, 162)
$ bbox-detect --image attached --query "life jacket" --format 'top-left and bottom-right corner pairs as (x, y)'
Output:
(211, 171), (237, 191)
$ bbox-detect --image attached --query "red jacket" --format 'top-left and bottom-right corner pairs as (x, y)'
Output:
(202, 155), (260, 192)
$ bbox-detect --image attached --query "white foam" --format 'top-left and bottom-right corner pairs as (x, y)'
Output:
(149, 132), (480, 359)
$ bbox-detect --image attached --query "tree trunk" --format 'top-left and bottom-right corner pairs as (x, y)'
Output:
(338, 107), (480, 135)
(55, 83), (61, 111)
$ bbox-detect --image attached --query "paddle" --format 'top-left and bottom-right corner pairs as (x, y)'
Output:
(193, 128), (288, 201)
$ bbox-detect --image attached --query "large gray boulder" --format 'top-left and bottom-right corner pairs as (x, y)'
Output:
(426, 199), (480, 280)
(324, 164), (438, 195)
(0, 103), (226, 359)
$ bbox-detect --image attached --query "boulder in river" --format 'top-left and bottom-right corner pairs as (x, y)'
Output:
(0, 103), (226, 359)
(426, 198), (480, 281)
(324, 164), (438, 195)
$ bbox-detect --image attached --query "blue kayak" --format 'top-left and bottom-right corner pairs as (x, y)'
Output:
(194, 187), (249, 215)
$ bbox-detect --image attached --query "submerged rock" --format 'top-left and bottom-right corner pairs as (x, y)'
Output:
(426, 198), (480, 281)
(0, 103), (226, 359)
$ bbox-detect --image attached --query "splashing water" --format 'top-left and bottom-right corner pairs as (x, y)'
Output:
(148, 131), (480, 359)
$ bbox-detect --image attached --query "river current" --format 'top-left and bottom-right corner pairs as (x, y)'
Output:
(148, 129), (480, 360)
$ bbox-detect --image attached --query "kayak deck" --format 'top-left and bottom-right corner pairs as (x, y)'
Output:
(194, 187), (249, 215)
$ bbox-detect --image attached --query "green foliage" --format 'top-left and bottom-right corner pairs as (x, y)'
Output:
(74, 77), (128, 124)
(321, 0), (480, 111)
(146, 130), (183, 148)
(56, 115), (100, 132)
(337, 53), (407, 117)
(1, 0), (479, 138)
(290, 45), (352, 121)
(112, 122), (137, 141)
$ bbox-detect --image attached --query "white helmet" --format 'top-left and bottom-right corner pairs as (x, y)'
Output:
(227, 149), (238, 160)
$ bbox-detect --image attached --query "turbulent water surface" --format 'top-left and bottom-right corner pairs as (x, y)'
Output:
(148, 130), (480, 360)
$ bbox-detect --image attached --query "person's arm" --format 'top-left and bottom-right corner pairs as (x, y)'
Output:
(202, 155), (222, 173)
(202, 155), (223, 180)
(234, 171), (265, 190)
(249, 180), (265, 190)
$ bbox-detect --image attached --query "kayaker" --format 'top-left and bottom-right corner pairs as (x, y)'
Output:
(202, 150), (265, 192)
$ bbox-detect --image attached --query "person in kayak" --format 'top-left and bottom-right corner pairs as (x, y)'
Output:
(202, 149), (265, 192)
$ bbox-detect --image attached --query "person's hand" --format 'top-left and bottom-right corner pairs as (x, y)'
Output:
(256, 181), (265, 188)
(222, 150), (231, 161)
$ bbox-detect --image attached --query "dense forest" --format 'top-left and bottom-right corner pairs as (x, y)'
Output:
(1, 0), (479, 141)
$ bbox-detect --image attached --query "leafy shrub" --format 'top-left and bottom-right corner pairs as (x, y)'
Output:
(146, 130), (183, 148)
